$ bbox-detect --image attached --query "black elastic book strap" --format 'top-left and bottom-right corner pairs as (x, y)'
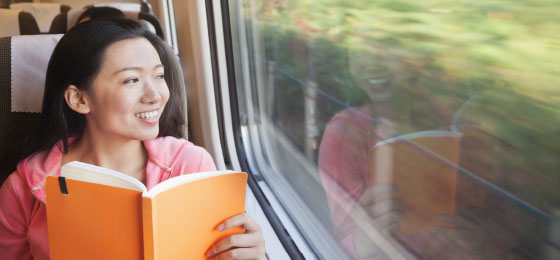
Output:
(58, 176), (68, 194)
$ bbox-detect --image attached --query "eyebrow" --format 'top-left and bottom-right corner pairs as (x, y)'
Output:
(113, 64), (164, 75)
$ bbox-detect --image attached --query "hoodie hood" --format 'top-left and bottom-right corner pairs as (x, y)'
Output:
(18, 142), (65, 204)
(18, 137), (190, 204)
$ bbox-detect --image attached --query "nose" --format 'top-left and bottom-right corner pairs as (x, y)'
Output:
(140, 79), (162, 104)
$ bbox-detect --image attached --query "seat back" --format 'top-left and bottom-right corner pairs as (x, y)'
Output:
(0, 34), (62, 185)
(140, 0), (153, 14)
(9, 2), (71, 33)
(124, 11), (164, 39)
(49, 8), (164, 39)
(89, 2), (141, 12)
(1, 0), (30, 9)
(0, 8), (40, 37)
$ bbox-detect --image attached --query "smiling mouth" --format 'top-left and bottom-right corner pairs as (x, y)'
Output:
(135, 110), (159, 119)
(367, 78), (388, 89)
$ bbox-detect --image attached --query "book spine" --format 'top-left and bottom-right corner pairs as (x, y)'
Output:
(142, 196), (156, 260)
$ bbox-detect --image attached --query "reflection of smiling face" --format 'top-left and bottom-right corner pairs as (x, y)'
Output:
(348, 52), (393, 101)
(84, 37), (169, 142)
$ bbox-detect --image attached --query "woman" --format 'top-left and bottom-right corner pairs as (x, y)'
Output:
(0, 19), (265, 260)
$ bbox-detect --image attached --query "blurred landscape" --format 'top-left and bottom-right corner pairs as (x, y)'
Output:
(251, 0), (560, 213)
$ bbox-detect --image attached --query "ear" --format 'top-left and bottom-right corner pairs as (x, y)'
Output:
(64, 85), (91, 114)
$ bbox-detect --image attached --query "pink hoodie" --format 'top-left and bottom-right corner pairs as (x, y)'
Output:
(0, 136), (217, 260)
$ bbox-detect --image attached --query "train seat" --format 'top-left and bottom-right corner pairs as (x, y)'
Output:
(0, 34), (62, 185)
(48, 7), (163, 39)
(83, 1), (155, 16)
(87, 2), (141, 12)
(9, 2), (71, 33)
(0, 8), (40, 37)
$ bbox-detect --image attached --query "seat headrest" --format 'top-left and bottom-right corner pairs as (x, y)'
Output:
(10, 34), (63, 113)
(0, 34), (61, 183)
(49, 9), (164, 39)
(92, 2), (141, 12)
(123, 11), (163, 39)
(9, 3), (68, 33)
(66, 9), (84, 29)
(0, 9), (40, 37)
(0, 9), (20, 37)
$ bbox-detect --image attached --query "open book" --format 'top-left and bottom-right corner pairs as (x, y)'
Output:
(45, 161), (248, 260)
(369, 133), (460, 236)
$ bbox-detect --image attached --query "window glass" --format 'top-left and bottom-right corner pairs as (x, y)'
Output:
(228, 0), (560, 258)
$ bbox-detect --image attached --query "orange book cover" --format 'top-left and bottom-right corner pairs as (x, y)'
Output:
(368, 134), (460, 236)
(46, 161), (247, 260)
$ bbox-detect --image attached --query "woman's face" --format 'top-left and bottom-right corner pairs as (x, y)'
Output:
(84, 37), (170, 142)
(348, 51), (393, 102)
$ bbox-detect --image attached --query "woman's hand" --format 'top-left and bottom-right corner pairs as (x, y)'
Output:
(351, 184), (402, 258)
(206, 213), (266, 260)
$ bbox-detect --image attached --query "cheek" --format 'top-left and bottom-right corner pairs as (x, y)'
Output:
(107, 91), (139, 115)
(161, 84), (171, 105)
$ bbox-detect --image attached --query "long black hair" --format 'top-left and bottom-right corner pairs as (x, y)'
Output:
(20, 18), (186, 160)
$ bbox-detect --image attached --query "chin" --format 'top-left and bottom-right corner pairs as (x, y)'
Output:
(135, 130), (160, 141)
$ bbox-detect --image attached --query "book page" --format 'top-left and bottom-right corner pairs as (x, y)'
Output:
(369, 134), (460, 236)
(143, 170), (235, 198)
(142, 171), (248, 260)
(62, 161), (147, 192)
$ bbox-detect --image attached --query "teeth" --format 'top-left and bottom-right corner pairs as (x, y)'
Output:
(135, 110), (158, 119)
(367, 78), (387, 85)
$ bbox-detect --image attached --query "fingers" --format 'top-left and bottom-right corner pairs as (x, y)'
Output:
(218, 213), (261, 233)
(357, 184), (398, 206)
(364, 198), (401, 218)
(372, 211), (401, 229)
(358, 211), (400, 239)
(207, 232), (263, 258)
(381, 221), (400, 237)
(353, 184), (402, 237)
(206, 213), (266, 259)
(364, 202), (402, 237)
(211, 247), (267, 260)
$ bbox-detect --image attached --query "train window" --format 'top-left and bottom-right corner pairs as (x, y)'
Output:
(223, 0), (560, 259)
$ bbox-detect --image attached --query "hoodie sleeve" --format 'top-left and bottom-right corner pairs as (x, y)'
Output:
(0, 173), (34, 260)
(318, 118), (375, 259)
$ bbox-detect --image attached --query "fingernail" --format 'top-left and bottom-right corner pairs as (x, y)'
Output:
(217, 224), (224, 231)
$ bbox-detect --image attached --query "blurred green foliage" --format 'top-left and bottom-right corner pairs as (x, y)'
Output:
(248, 0), (560, 211)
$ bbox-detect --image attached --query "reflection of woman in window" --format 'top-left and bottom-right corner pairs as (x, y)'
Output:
(318, 50), (401, 259)
(318, 50), (483, 259)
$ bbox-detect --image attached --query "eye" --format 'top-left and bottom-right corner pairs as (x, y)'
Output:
(123, 77), (139, 84)
(155, 74), (165, 80)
